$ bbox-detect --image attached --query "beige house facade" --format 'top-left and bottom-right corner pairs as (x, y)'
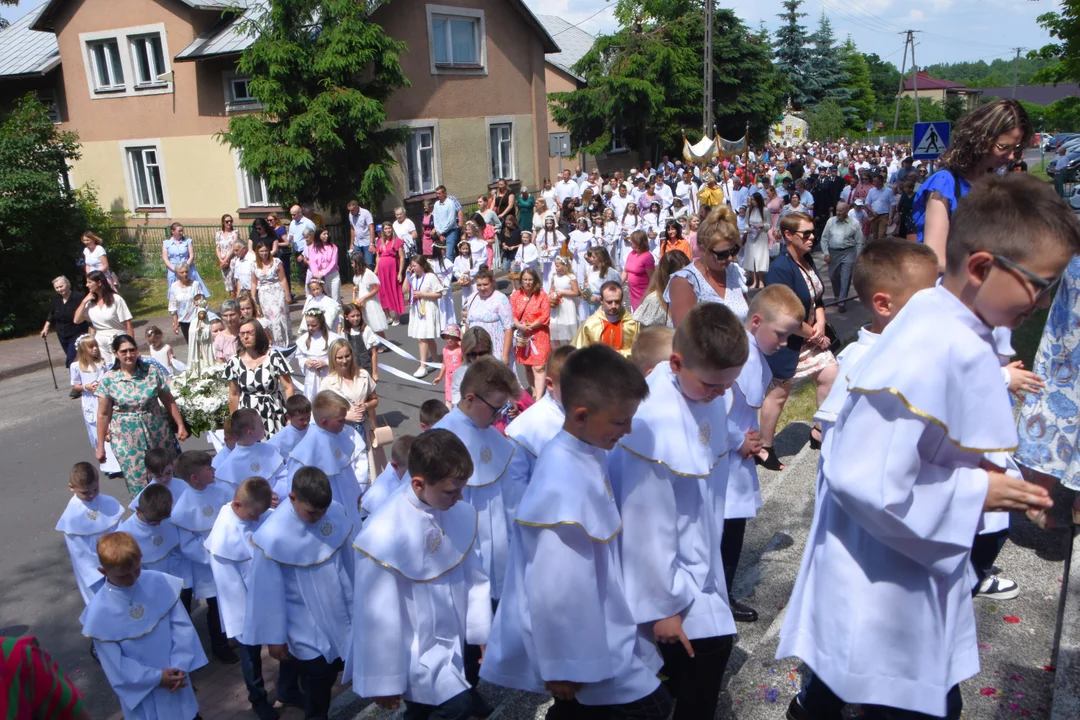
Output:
(2, 0), (557, 225)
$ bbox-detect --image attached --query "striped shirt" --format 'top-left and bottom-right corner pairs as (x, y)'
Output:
(1, 636), (85, 720)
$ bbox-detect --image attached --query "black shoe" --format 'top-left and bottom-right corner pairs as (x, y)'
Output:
(809, 426), (822, 450)
(837, 304), (847, 314)
(729, 598), (758, 623)
(213, 645), (240, 664)
(786, 695), (807, 720)
(754, 446), (784, 471)
(252, 700), (279, 720)
(69, 388), (82, 399)
(274, 693), (306, 710)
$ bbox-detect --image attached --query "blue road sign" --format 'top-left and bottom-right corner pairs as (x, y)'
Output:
(912, 121), (950, 160)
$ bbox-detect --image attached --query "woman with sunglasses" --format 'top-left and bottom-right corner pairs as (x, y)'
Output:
(666, 205), (749, 327)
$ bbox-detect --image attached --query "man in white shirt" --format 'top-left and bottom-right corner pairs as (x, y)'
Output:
(865, 174), (896, 241)
(287, 204), (316, 256)
(794, 179), (814, 217)
(347, 200), (375, 266)
(820, 202), (863, 312)
(610, 184), (632, 219)
(653, 177), (673, 209)
(631, 176), (648, 203)
(554, 169), (580, 206)
(728, 175), (750, 211)
(676, 170), (700, 217)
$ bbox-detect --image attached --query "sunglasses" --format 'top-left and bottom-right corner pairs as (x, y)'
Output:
(985, 252), (1060, 304)
(472, 392), (506, 419)
(708, 246), (741, 262)
(789, 229), (815, 240)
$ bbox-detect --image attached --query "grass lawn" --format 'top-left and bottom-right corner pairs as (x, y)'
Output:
(121, 274), (228, 323)
(776, 379), (819, 434)
(1030, 156), (1054, 182)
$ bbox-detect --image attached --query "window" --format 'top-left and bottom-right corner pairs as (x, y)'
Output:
(127, 147), (165, 208)
(130, 35), (166, 86)
(405, 127), (435, 196)
(611, 125), (628, 153)
(489, 123), (513, 182)
(231, 77), (255, 103)
(88, 40), (124, 91)
(38, 91), (60, 123)
(432, 16), (479, 66)
(243, 168), (272, 206)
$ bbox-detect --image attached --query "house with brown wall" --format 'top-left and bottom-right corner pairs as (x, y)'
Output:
(0, 0), (557, 225)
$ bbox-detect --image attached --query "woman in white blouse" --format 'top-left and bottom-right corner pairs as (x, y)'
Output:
(81, 231), (119, 291)
(321, 338), (378, 488)
(74, 270), (134, 367)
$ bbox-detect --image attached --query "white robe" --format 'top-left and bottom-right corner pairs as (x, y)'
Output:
(129, 478), (191, 513)
(358, 464), (407, 520)
(118, 514), (191, 589)
(352, 486), (491, 706)
(608, 362), (737, 640)
(266, 423), (308, 463)
(247, 500), (354, 664)
(481, 430), (662, 706)
(82, 571), (207, 720)
(206, 504), (269, 640)
(505, 393), (565, 478)
(214, 442), (286, 498)
(725, 331), (770, 519)
(433, 408), (527, 600)
(294, 331), (343, 400)
(56, 494), (123, 605)
(169, 483), (234, 599)
(813, 325), (879, 433)
(287, 425), (365, 535)
(776, 285), (1018, 716)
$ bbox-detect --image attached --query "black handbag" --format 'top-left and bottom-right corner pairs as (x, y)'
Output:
(824, 321), (842, 355)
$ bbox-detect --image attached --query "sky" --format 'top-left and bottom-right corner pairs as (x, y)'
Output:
(0, 0), (1059, 69)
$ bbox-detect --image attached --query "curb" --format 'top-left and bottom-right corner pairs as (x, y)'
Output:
(0, 359), (51, 382)
(1051, 525), (1080, 720)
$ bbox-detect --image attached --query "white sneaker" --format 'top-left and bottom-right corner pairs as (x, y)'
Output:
(413, 366), (428, 378)
(976, 575), (1019, 600)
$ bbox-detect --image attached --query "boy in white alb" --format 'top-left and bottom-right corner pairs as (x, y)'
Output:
(211, 419), (237, 472)
(482, 345), (672, 717)
(608, 303), (747, 719)
(505, 345), (574, 476)
(352, 430), (493, 719)
(432, 357), (530, 694)
(207, 477), (302, 719)
(215, 409), (287, 499)
(57, 462), (123, 606)
(267, 395), (312, 463)
(778, 174), (1070, 720)
(118, 484), (190, 591)
(170, 450), (237, 664)
(247, 467), (354, 720)
(287, 391), (365, 534)
(82, 532), (207, 720)
(130, 448), (190, 512)
(723, 288), (804, 623)
(358, 435), (414, 520)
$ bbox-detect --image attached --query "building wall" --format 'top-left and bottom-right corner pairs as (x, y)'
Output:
(900, 88), (947, 105)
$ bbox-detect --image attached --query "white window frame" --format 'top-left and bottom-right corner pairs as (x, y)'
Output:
(38, 90), (61, 123)
(611, 125), (629, 153)
(86, 39), (125, 93)
(119, 139), (171, 217)
(388, 119), (443, 198)
(486, 117), (516, 183)
(80, 24), (173, 100)
(129, 34), (167, 88)
(232, 150), (274, 208)
(222, 72), (262, 113)
(425, 5), (487, 76)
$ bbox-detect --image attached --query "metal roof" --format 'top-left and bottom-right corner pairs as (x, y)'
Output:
(175, 0), (260, 61)
(0, 7), (60, 78)
(31, 0), (248, 32)
(535, 14), (594, 82)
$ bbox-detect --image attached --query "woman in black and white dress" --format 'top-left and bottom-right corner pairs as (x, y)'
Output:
(225, 319), (295, 436)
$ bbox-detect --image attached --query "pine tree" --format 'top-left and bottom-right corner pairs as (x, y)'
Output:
(807, 15), (848, 107)
(219, 0), (410, 214)
(773, 0), (814, 109)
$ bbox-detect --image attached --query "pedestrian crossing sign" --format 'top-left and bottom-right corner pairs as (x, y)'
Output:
(912, 121), (950, 160)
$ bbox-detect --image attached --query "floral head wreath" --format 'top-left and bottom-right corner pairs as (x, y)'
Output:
(75, 333), (95, 347)
(303, 308), (325, 317)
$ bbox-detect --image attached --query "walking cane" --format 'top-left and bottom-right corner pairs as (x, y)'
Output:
(42, 336), (59, 390)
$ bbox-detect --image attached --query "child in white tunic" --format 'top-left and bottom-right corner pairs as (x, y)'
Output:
(608, 304), (747, 719)
(207, 478), (302, 719)
(505, 345), (573, 477)
(214, 409), (288, 499)
(721, 288), (803, 623)
(352, 430), (493, 719)
(130, 448), (191, 512)
(777, 175), (1071, 720)
(358, 435), (414, 520)
(481, 345), (671, 716)
(267, 395), (311, 462)
(295, 310), (343, 400)
(57, 463), (123, 605)
(170, 450), (236, 664)
(118, 484), (190, 592)
(82, 532), (207, 720)
(70, 336), (121, 474)
(246, 468), (354, 720)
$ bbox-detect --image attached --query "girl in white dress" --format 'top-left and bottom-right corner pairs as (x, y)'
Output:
(600, 208), (621, 269)
(582, 247), (622, 316)
(299, 279), (341, 335)
(428, 242), (456, 330)
(452, 239), (482, 308)
(350, 255), (388, 341)
(642, 201), (669, 251)
(70, 336), (122, 474)
(405, 256), (444, 378)
(620, 203), (643, 267)
(294, 309), (342, 399)
(548, 258), (580, 346)
(215, 214), (239, 294)
(567, 218), (594, 322)
(81, 232), (120, 291)
(536, 217), (565, 287)
(518, 231), (540, 275)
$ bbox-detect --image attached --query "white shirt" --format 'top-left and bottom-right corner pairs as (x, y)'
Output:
(348, 207), (374, 249)
(393, 218), (417, 254)
(83, 245), (107, 272)
(554, 179), (580, 205)
(288, 216), (316, 254)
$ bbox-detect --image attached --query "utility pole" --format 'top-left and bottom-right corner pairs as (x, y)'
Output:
(893, 31), (912, 131)
(911, 33), (920, 123)
(703, 0), (714, 135)
(1012, 47), (1025, 98)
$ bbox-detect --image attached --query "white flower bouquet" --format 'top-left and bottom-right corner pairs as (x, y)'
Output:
(172, 363), (230, 438)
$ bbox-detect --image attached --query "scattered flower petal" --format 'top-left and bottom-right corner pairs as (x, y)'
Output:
(1010, 674), (1024, 681)
(978, 643), (992, 649)
(1044, 665), (1056, 672)
(1003, 616), (1021, 624)
(981, 687), (997, 696)
(1013, 692), (1026, 699)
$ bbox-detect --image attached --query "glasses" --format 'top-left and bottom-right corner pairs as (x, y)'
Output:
(708, 246), (741, 262)
(472, 393), (505, 419)
(995, 142), (1023, 152)
(789, 229), (815, 240)
(224, 219), (233, 224)
(985, 252), (1060, 304)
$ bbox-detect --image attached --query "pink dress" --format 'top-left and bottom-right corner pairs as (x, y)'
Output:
(623, 250), (656, 309)
(442, 345), (462, 405)
(766, 195), (784, 243)
(375, 237), (405, 317)
(422, 213), (435, 256)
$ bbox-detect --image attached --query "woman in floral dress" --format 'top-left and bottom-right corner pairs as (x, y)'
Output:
(462, 266), (513, 364)
(226, 319), (295, 436)
(95, 334), (187, 495)
(215, 214), (239, 295)
(251, 243), (292, 347)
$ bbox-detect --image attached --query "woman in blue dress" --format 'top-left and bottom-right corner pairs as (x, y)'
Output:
(161, 222), (209, 296)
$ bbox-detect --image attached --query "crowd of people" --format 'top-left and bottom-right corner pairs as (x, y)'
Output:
(37, 97), (1080, 720)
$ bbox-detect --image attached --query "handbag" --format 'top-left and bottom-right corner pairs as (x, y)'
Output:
(373, 419), (393, 448)
(823, 322), (842, 355)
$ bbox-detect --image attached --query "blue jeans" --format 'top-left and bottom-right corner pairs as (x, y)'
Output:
(352, 245), (375, 269)
(404, 689), (475, 720)
(442, 227), (460, 262)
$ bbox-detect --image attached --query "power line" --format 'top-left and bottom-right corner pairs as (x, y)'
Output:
(546, 4), (613, 38)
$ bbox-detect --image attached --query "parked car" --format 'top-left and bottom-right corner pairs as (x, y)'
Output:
(1049, 150), (1080, 182)
(1053, 133), (1080, 150)
(1043, 134), (1057, 151)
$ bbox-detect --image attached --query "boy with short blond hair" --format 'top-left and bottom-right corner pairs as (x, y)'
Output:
(118, 484), (190, 590)
(131, 448), (189, 511)
(609, 303), (748, 719)
(56, 462), (123, 606)
(82, 532), (207, 720)
(359, 434), (415, 519)
(779, 172), (1073, 719)
(506, 344), (575, 475)
(170, 449), (236, 664)
(483, 345), (671, 716)
(267, 394), (311, 460)
(629, 326), (675, 377)
(215, 408), (287, 499)
(352, 430), (491, 719)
